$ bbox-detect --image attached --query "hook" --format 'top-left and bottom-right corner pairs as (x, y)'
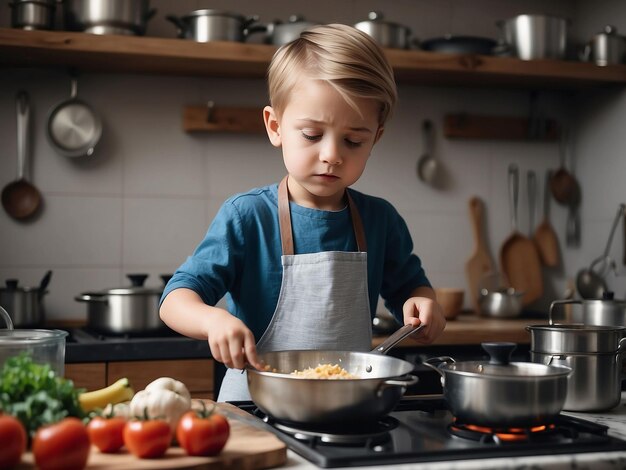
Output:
(206, 100), (215, 122)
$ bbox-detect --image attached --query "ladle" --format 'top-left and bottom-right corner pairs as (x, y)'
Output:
(576, 204), (625, 299)
(550, 129), (580, 206)
(416, 120), (440, 185)
(1, 91), (42, 220)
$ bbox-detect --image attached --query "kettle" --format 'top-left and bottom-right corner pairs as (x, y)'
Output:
(581, 25), (625, 66)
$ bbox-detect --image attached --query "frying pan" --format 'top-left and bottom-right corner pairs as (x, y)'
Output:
(47, 78), (102, 158)
(246, 324), (421, 426)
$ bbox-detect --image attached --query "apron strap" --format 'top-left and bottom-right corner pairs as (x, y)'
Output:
(277, 175), (367, 255)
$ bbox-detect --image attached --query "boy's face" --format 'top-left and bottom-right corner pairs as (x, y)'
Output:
(264, 78), (383, 210)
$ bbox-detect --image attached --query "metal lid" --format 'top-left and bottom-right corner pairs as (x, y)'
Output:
(444, 360), (570, 379)
(527, 323), (626, 354)
(182, 9), (247, 21)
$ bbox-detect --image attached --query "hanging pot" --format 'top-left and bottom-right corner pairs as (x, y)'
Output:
(424, 342), (571, 427)
(47, 78), (102, 159)
(75, 274), (167, 335)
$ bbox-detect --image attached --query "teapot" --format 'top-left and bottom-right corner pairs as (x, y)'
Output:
(580, 25), (626, 66)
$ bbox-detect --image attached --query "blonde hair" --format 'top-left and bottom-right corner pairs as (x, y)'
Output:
(267, 24), (397, 125)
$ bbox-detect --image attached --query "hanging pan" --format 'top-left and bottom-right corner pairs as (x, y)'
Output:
(47, 78), (102, 158)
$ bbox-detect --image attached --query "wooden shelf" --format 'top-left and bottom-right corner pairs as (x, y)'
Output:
(2, 28), (626, 89)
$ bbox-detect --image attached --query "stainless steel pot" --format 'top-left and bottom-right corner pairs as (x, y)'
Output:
(75, 274), (166, 335)
(10, 0), (56, 30)
(424, 342), (571, 427)
(64, 0), (156, 35)
(166, 9), (261, 43)
(354, 11), (412, 49)
(0, 271), (51, 328)
(527, 324), (626, 411)
(0, 306), (68, 376)
(550, 293), (626, 328)
(263, 15), (319, 46)
(497, 14), (568, 60)
(246, 324), (420, 425)
(581, 25), (626, 66)
(478, 287), (524, 318)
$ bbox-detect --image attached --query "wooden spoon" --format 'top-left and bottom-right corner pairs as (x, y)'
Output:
(550, 129), (580, 206)
(500, 164), (543, 306)
(534, 170), (560, 267)
(1, 91), (41, 220)
(465, 197), (495, 312)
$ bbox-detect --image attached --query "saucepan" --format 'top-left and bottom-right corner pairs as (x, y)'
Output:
(424, 342), (571, 427)
(246, 324), (421, 426)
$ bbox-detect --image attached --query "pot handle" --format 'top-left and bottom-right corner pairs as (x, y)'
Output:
(422, 356), (455, 378)
(166, 15), (186, 38)
(549, 299), (581, 325)
(0, 306), (14, 330)
(376, 374), (418, 397)
(74, 294), (108, 303)
(371, 323), (424, 355)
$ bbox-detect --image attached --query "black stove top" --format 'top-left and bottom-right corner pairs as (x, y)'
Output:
(229, 395), (626, 468)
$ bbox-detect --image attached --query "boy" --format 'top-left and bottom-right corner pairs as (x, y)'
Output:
(160, 24), (446, 401)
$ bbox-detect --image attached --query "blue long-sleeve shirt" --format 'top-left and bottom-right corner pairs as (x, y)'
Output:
(161, 183), (431, 341)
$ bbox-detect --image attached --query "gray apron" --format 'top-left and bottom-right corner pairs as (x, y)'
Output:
(217, 176), (372, 401)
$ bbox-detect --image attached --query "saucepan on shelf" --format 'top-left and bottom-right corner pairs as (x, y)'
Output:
(166, 9), (263, 43)
(496, 14), (568, 60)
(63, 0), (157, 36)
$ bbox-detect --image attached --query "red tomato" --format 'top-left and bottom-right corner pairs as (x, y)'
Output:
(0, 414), (26, 469)
(32, 417), (90, 470)
(87, 416), (126, 453)
(176, 407), (230, 456)
(123, 419), (172, 459)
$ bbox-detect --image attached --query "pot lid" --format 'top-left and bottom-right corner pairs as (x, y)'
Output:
(1, 279), (39, 293)
(582, 291), (626, 306)
(442, 342), (570, 379)
(182, 9), (248, 21)
(81, 274), (164, 296)
(356, 11), (408, 29)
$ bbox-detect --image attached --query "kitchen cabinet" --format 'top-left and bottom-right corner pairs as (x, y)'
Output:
(65, 358), (214, 398)
(1, 28), (626, 89)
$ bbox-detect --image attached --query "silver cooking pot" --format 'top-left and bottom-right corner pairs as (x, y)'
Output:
(527, 324), (626, 411)
(246, 324), (420, 425)
(263, 15), (319, 46)
(166, 9), (261, 43)
(64, 0), (156, 36)
(75, 274), (166, 335)
(580, 25), (626, 66)
(0, 271), (51, 328)
(424, 342), (571, 427)
(497, 14), (568, 60)
(550, 292), (626, 328)
(10, 0), (56, 30)
(354, 11), (413, 49)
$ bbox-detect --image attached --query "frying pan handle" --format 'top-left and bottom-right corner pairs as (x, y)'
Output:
(376, 374), (418, 397)
(371, 323), (424, 355)
(508, 164), (519, 232)
(422, 356), (455, 378)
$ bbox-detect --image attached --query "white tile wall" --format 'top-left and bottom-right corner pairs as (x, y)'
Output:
(1, 0), (625, 322)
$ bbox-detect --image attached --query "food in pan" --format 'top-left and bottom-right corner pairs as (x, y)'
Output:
(290, 363), (358, 379)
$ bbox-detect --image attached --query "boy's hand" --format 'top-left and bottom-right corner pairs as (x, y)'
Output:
(204, 309), (263, 370)
(402, 296), (446, 344)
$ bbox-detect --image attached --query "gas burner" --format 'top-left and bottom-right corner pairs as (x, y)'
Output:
(270, 417), (398, 446)
(449, 421), (575, 444)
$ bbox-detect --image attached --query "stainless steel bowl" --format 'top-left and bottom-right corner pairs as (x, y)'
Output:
(478, 287), (523, 318)
(64, 0), (156, 35)
(497, 14), (568, 60)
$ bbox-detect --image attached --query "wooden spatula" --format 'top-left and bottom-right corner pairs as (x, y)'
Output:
(465, 196), (495, 313)
(534, 170), (560, 267)
(500, 165), (543, 306)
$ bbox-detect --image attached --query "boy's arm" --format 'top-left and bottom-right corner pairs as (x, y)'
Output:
(402, 286), (446, 345)
(160, 288), (262, 370)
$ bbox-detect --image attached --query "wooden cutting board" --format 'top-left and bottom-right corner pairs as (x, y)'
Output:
(17, 402), (287, 470)
(465, 197), (495, 312)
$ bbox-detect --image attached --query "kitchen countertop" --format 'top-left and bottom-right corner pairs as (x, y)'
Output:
(62, 313), (543, 363)
(284, 393), (626, 469)
(372, 312), (547, 348)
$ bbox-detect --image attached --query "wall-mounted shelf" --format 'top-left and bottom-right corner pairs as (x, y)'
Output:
(2, 28), (626, 89)
(183, 103), (265, 134)
(444, 114), (560, 141)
